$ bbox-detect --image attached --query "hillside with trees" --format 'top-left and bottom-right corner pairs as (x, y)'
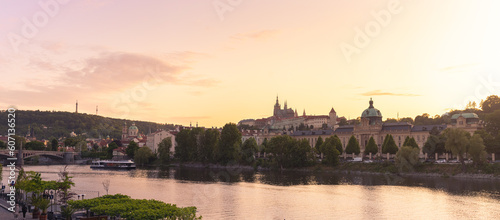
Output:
(0, 110), (176, 140)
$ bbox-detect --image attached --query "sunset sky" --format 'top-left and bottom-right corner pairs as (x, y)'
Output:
(1, 0), (500, 127)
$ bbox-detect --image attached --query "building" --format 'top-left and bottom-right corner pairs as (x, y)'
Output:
(290, 99), (481, 157)
(146, 130), (176, 154)
(239, 96), (338, 130)
(121, 122), (145, 145)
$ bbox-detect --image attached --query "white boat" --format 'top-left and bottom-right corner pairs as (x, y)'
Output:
(90, 160), (136, 170)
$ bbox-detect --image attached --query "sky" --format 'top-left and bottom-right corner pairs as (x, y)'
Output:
(1, 0), (500, 127)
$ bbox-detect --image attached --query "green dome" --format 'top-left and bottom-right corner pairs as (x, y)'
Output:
(129, 123), (138, 130)
(361, 98), (382, 118)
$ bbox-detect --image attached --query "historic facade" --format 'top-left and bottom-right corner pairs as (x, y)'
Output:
(146, 130), (176, 154)
(291, 99), (481, 157)
(121, 122), (145, 146)
(238, 96), (338, 130)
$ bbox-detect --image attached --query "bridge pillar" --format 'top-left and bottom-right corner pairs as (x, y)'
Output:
(64, 152), (75, 164)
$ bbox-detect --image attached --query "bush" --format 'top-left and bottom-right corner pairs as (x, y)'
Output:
(395, 146), (420, 172)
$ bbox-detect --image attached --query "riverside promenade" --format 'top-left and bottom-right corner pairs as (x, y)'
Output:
(0, 198), (17, 220)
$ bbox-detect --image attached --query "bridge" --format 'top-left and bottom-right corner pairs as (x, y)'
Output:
(0, 150), (79, 165)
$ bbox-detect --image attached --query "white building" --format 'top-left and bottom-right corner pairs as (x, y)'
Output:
(146, 130), (176, 154)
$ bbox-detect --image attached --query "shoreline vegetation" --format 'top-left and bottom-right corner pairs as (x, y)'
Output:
(142, 161), (500, 180)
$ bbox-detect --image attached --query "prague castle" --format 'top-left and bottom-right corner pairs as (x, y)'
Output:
(240, 97), (482, 157)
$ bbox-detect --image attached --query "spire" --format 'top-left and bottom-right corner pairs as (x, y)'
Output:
(284, 100), (287, 109)
(276, 95), (279, 105)
(330, 107), (336, 114)
(369, 98), (374, 108)
(96, 105), (98, 115)
(76, 100), (78, 113)
(303, 109), (306, 117)
(294, 108), (298, 117)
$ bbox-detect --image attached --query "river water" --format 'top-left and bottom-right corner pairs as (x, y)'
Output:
(4, 165), (500, 219)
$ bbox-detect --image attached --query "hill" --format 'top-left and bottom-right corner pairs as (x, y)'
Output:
(0, 110), (177, 140)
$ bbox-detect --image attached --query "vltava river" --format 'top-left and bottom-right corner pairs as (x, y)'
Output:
(6, 165), (500, 219)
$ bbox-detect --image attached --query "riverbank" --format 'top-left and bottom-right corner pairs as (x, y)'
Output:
(163, 161), (500, 180)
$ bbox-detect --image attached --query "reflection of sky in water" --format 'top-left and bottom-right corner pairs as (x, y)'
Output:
(5, 165), (499, 219)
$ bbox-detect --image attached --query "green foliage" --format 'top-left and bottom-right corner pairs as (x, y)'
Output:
(314, 136), (323, 153)
(320, 137), (340, 166)
(403, 137), (419, 149)
(174, 129), (191, 162)
(126, 141), (139, 158)
(468, 134), (487, 165)
(481, 95), (500, 113)
(423, 132), (447, 155)
(268, 135), (315, 168)
(382, 134), (398, 154)
(158, 137), (172, 165)
(332, 135), (343, 154)
(201, 129), (220, 163)
(241, 138), (258, 164)
(0, 140), (5, 149)
(395, 146), (420, 172)
(0, 110), (176, 140)
(50, 138), (59, 151)
(444, 128), (470, 164)
(134, 147), (155, 166)
(68, 194), (201, 220)
(364, 136), (378, 155)
(106, 142), (119, 159)
(26, 140), (45, 150)
(218, 123), (242, 165)
(345, 135), (360, 155)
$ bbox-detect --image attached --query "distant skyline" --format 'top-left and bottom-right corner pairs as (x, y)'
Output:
(1, 0), (500, 127)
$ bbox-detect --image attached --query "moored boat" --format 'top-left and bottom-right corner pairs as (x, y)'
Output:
(90, 160), (136, 170)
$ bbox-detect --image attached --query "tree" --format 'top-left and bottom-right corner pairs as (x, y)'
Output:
(106, 142), (119, 159)
(468, 134), (487, 166)
(201, 129), (220, 163)
(314, 136), (323, 154)
(25, 141), (45, 150)
(51, 138), (59, 151)
(403, 137), (419, 149)
(102, 179), (110, 195)
(332, 135), (343, 154)
(382, 134), (398, 154)
(338, 118), (348, 126)
(474, 129), (498, 154)
(0, 140), (5, 149)
(395, 146), (420, 172)
(444, 128), (470, 169)
(158, 137), (172, 165)
(126, 141), (139, 158)
(345, 135), (360, 155)
(174, 129), (191, 162)
(291, 139), (315, 167)
(134, 147), (155, 166)
(268, 135), (292, 168)
(218, 123), (242, 165)
(320, 137), (340, 166)
(241, 138), (258, 164)
(481, 95), (500, 113)
(364, 137), (378, 155)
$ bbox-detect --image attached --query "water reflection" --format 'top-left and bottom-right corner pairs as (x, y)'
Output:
(123, 166), (500, 200)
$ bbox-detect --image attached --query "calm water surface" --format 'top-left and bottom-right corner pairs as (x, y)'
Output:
(5, 165), (500, 219)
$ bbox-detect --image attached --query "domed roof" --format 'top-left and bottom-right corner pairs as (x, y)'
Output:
(129, 123), (138, 130)
(361, 98), (382, 118)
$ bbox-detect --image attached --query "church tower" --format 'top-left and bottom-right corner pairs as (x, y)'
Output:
(273, 96), (281, 117)
(121, 122), (128, 140)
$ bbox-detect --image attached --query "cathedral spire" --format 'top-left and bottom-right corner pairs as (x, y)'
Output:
(303, 109), (306, 117)
(284, 100), (287, 109)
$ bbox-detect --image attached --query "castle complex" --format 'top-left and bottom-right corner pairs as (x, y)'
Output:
(240, 97), (483, 157)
